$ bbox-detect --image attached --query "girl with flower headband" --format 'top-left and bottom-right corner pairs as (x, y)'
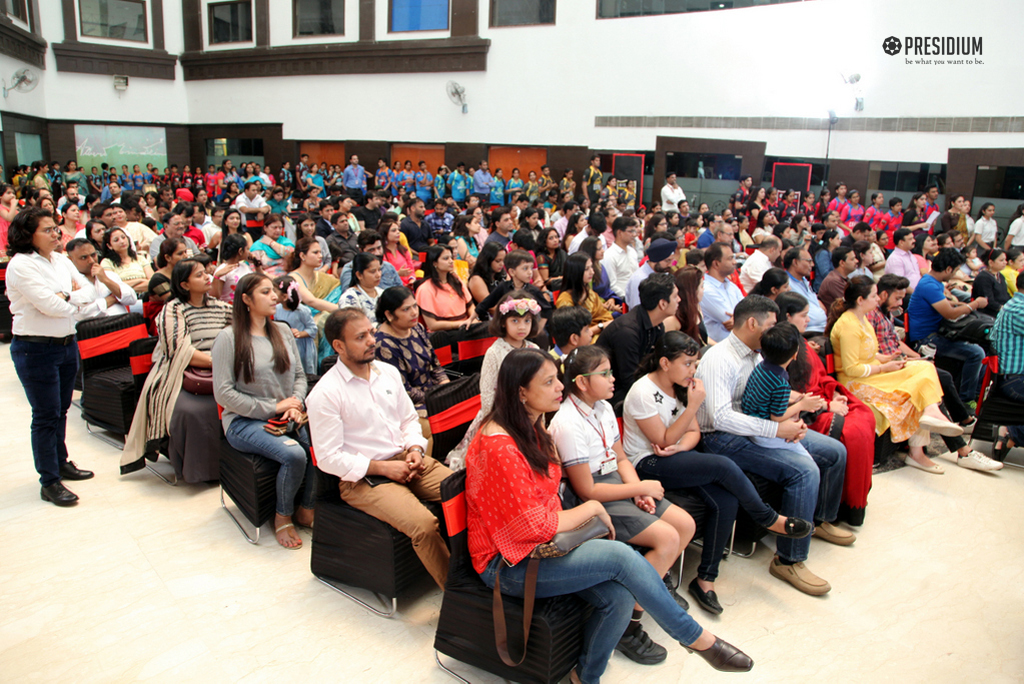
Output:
(445, 289), (542, 470)
(273, 275), (317, 374)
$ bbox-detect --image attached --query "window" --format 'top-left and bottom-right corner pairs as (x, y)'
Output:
(14, 132), (42, 167)
(667, 152), (742, 181)
(390, 0), (448, 32)
(867, 162), (946, 195)
(79, 0), (147, 42)
(974, 166), (1024, 201)
(491, 0), (555, 26)
(294, 0), (345, 36)
(4, 0), (27, 22)
(597, 0), (803, 20)
(209, 1), (253, 44)
(762, 156), (828, 190)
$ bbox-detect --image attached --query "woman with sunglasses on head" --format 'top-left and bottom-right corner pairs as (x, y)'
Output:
(465, 348), (753, 684)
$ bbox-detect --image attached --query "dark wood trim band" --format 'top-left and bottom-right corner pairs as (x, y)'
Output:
(254, 0), (269, 47)
(53, 41), (177, 80)
(180, 36), (489, 80)
(61, 0), (77, 43)
(0, 14), (46, 68)
(451, 0), (478, 37)
(359, 0), (374, 41)
(152, 0), (165, 50)
(182, 0), (202, 52)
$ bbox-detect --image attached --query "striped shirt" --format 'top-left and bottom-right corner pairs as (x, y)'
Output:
(695, 333), (779, 438)
(741, 362), (791, 420)
(991, 292), (1024, 376)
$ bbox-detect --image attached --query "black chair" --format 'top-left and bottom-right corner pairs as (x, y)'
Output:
(129, 336), (158, 395)
(970, 370), (1024, 469)
(433, 470), (589, 684)
(310, 468), (446, 618)
(218, 438), (285, 544)
(76, 313), (149, 446)
(426, 373), (480, 464)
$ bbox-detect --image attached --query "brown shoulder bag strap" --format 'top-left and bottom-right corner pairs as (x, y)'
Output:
(492, 557), (539, 668)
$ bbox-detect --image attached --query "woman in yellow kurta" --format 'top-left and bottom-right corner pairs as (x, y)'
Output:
(555, 252), (613, 340)
(827, 276), (965, 474)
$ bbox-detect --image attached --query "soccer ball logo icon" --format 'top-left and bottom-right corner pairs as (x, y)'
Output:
(883, 36), (902, 56)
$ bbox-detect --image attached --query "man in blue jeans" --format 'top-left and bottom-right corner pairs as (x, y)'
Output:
(696, 295), (852, 596)
(907, 248), (988, 406)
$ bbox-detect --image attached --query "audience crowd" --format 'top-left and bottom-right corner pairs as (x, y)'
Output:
(4, 156), (1020, 683)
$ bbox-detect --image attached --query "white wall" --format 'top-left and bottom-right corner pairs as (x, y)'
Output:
(5, 0), (1024, 164)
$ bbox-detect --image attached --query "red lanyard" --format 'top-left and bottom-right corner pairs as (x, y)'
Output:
(570, 396), (609, 453)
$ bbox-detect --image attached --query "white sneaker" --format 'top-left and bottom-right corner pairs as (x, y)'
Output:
(955, 450), (1004, 471)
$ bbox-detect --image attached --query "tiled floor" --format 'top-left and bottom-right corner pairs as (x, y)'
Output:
(2, 346), (1023, 683)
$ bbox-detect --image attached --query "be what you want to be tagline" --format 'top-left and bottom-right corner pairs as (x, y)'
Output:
(882, 35), (985, 65)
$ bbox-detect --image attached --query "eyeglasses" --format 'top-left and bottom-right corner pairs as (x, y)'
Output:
(576, 370), (614, 379)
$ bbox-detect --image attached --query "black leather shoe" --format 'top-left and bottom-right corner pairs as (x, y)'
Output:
(664, 574), (690, 611)
(766, 516), (813, 539)
(616, 626), (668, 665)
(683, 637), (754, 672)
(41, 482), (79, 507)
(59, 461), (94, 481)
(688, 578), (724, 615)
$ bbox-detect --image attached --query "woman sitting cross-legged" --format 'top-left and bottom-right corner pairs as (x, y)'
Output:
(124, 259), (232, 482)
(465, 348), (753, 684)
(212, 273), (316, 549)
(827, 276), (967, 474)
(549, 345), (696, 664)
(622, 331), (812, 612)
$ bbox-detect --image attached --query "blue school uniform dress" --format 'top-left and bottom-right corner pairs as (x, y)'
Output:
(414, 171), (433, 203)
(489, 179), (505, 206)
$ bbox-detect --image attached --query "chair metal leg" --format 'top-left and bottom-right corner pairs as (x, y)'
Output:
(434, 650), (471, 684)
(220, 486), (260, 544)
(315, 575), (397, 618)
(85, 421), (126, 449)
(729, 519), (757, 559)
(146, 461), (178, 486)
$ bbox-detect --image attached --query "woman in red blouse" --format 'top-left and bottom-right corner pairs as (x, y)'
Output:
(465, 349), (752, 683)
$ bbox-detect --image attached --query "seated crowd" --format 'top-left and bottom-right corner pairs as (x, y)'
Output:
(6, 158), (1023, 684)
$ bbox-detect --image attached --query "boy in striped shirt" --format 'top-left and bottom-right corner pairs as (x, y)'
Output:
(740, 321), (824, 455)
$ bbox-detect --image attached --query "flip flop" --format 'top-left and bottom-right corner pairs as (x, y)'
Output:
(274, 522), (302, 549)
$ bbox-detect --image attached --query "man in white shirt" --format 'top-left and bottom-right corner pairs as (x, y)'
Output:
(65, 238), (137, 317)
(739, 236), (781, 293)
(603, 216), (640, 297)
(696, 295), (851, 596)
(306, 308), (453, 589)
(660, 172), (686, 213)
(233, 180), (270, 237)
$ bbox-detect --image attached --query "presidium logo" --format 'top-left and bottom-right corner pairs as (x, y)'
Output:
(882, 35), (985, 65)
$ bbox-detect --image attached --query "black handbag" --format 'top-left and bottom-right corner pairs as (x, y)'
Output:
(938, 310), (995, 345)
(493, 517), (610, 667)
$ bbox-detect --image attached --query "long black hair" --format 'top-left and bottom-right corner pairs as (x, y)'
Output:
(485, 348), (559, 475)
(470, 241), (506, 289)
(422, 244), (465, 298)
(577, 236), (606, 288)
(102, 226), (137, 264)
(562, 345), (609, 401)
(169, 259), (205, 303)
(561, 252), (593, 307)
(750, 267), (790, 299)
(775, 291), (812, 392)
(348, 251), (381, 290)
(635, 331), (701, 397)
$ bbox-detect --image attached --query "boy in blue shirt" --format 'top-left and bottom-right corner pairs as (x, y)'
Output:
(449, 162), (467, 204)
(741, 322), (824, 455)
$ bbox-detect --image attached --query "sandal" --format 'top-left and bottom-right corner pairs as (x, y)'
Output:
(274, 522), (302, 550)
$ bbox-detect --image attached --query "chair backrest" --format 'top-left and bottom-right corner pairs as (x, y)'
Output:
(439, 469), (478, 588)
(426, 372), (481, 463)
(821, 336), (837, 376)
(76, 312), (148, 376)
(458, 337), (497, 362)
(128, 336), (158, 393)
(435, 344), (454, 366)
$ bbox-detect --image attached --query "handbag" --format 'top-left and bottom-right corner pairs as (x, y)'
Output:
(938, 310), (995, 345)
(492, 516), (610, 667)
(182, 366), (213, 395)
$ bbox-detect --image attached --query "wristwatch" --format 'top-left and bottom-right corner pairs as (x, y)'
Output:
(598, 322), (606, 330)
(407, 445), (425, 455)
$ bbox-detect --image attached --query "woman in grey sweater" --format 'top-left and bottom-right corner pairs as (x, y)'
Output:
(213, 273), (315, 549)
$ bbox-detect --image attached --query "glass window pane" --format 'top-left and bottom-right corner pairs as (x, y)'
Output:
(15, 132), (43, 167)
(79, 0), (147, 42)
(391, 0), (448, 32)
(210, 1), (253, 44)
(598, 0), (802, 19)
(295, 0), (345, 35)
(7, 0), (27, 21)
(492, 0), (555, 26)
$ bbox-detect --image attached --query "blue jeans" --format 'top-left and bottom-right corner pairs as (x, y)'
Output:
(479, 539), (704, 684)
(919, 332), (985, 403)
(996, 374), (1024, 444)
(701, 430), (846, 563)
(11, 338), (79, 487)
(225, 417), (315, 517)
(634, 450), (778, 582)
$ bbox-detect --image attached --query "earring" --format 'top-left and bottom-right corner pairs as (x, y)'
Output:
(521, 397), (526, 404)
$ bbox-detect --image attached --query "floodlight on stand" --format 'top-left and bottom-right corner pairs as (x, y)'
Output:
(113, 74), (129, 91)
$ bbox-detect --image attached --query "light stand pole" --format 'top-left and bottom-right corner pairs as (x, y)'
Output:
(823, 109), (839, 192)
